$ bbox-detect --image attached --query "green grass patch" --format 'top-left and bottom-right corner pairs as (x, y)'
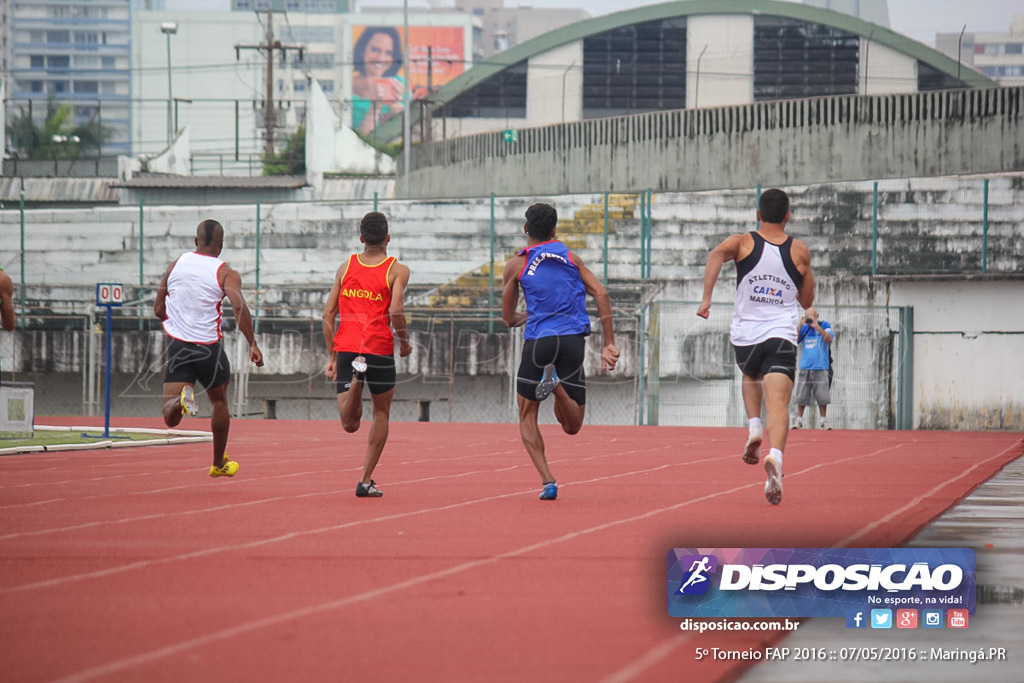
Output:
(0, 431), (169, 449)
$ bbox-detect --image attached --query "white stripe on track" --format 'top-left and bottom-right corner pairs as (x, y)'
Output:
(51, 475), (761, 683)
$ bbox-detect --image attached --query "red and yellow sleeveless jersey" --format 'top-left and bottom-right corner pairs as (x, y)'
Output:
(332, 254), (396, 355)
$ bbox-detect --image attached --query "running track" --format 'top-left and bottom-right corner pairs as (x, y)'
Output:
(1, 418), (1020, 682)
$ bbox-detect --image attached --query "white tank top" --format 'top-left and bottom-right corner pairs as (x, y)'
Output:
(162, 251), (226, 344)
(730, 233), (802, 346)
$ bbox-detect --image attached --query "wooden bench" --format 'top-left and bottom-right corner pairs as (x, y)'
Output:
(260, 397), (446, 422)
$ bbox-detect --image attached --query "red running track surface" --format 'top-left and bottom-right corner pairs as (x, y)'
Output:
(1, 418), (1021, 683)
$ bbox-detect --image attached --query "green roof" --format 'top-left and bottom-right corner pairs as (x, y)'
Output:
(371, 0), (994, 142)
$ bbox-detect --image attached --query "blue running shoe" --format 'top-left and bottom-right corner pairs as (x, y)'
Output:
(535, 364), (559, 401)
(539, 481), (558, 500)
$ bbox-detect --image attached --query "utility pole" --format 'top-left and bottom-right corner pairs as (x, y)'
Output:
(235, 10), (303, 157)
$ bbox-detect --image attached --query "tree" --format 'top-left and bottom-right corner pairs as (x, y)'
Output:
(6, 98), (113, 159)
(262, 125), (306, 175)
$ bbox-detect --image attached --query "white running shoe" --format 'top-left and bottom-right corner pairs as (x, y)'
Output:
(819, 419), (831, 431)
(742, 425), (763, 465)
(764, 454), (783, 505)
(791, 415), (803, 429)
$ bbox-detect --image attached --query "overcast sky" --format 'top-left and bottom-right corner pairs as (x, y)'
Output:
(168, 1), (1023, 47)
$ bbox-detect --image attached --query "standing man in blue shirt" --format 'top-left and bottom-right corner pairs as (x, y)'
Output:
(793, 307), (834, 430)
(502, 203), (619, 501)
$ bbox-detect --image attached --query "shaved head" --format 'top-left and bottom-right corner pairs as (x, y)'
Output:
(196, 219), (223, 246)
(195, 219), (225, 256)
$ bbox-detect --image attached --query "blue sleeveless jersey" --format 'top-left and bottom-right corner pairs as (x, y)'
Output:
(518, 240), (591, 340)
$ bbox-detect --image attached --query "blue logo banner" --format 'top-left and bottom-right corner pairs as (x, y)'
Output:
(667, 548), (975, 618)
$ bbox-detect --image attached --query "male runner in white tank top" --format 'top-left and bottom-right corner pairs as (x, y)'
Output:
(155, 219), (263, 477)
(697, 189), (816, 505)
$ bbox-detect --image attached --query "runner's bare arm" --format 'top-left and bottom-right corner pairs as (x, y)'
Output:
(389, 262), (413, 358)
(501, 254), (528, 328)
(321, 262), (348, 380)
(0, 270), (15, 331)
(697, 233), (743, 319)
(574, 253), (619, 371)
(792, 239), (816, 309)
(153, 259), (178, 321)
(221, 266), (263, 367)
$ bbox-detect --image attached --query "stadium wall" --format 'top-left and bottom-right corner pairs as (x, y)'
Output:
(405, 86), (1024, 198)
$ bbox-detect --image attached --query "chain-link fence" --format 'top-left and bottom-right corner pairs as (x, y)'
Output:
(2, 176), (1017, 428)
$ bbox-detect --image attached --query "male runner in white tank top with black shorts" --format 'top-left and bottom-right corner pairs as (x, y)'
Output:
(155, 219), (264, 478)
(697, 189), (816, 505)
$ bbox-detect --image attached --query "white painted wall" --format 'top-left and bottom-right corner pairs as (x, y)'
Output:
(306, 79), (395, 178)
(861, 39), (918, 94)
(887, 280), (1024, 429)
(526, 41), (583, 126)
(133, 12), (264, 160)
(687, 15), (754, 108)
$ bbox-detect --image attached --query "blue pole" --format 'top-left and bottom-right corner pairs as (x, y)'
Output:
(104, 305), (112, 438)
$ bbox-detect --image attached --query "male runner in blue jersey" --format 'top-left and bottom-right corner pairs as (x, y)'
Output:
(697, 189), (816, 505)
(502, 203), (619, 500)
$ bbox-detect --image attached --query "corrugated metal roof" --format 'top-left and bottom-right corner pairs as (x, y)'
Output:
(0, 177), (120, 203)
(110, 175), (308, 190)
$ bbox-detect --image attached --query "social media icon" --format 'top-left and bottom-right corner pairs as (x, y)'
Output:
(896, 609), (918, 628)
(846, 609), (867, 629)
(948, 609), (969, 629)
(922, 610), (943, 628)
(870, 609), (892, 629)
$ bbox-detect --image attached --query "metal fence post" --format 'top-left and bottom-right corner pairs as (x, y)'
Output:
(871, 181), (879, 276)
(602, 191), (609, 285)
(755, 184), (761, 231)
(645, 189), (653, 279)
(896, 306), (914, 430)
(255, 197), (262, 333)
(636, 305), (646, 426)
(488, 193), (495, 334)
(19, 190), (25, 309)
(138, 195), (145, 289)
(645, 301), (660, 426)
(639, 191), (648, 279)
(982, 178), (989, 273)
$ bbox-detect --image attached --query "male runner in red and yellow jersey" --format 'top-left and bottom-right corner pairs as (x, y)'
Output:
(322, 211), (412, 498)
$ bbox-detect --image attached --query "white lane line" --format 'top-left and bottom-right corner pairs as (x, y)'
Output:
(51, 477), (761, 683)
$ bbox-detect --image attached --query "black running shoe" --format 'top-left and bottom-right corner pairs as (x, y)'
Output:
(356, 480), (383, 497)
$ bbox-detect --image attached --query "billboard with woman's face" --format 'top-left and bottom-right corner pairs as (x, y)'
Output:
(351, 25), (465, 134)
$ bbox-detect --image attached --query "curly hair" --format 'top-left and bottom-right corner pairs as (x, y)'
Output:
(525, 203), (558, 241)
(353, 26), (402, 78)
(360, 211), (389, 245)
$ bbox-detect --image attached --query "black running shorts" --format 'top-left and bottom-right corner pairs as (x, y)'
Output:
(732, 338), (797, 381)
(517, 334), (587, 404)
(335, 351), (396, 395)
(164, 338), (231, 390)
